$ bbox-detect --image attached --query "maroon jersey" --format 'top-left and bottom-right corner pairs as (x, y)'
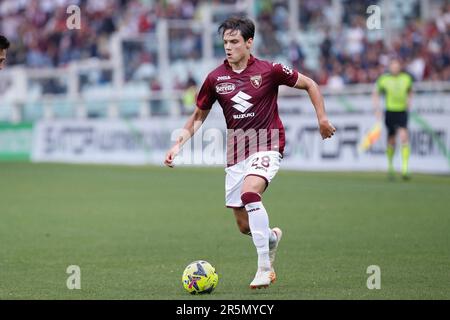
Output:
(196, 55), (299, 166)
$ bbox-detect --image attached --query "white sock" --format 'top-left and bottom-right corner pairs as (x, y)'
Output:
(247, 229), (276, 240)
(245, 201), (271, 271)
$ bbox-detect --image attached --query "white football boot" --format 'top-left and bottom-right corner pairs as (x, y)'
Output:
(249, 228), (282, 289)
(249, 269), (276, 289)
(269, 227), (283, 271)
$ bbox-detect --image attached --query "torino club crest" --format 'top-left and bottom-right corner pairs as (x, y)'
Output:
(250, 74), (262, 89)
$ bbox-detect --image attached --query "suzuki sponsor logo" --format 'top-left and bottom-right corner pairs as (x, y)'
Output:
(233, 112), (255, 119)
(231, 91), (253, 113)
(216, 82), (235, 94)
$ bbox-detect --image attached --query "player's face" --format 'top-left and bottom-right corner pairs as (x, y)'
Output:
(389, 60), (401, 75)
(0, 49), (6, 70)
(223, 29), (252, 65)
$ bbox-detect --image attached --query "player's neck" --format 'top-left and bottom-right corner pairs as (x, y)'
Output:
(230, 54), (251, 72)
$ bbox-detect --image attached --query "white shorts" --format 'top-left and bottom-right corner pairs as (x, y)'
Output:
(225, 151), (282, 208)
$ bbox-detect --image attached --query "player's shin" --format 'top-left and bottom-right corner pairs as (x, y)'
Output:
(241, 192), (271, 271)
(401, 144), (410, 176)
(387, 144), (395, 173)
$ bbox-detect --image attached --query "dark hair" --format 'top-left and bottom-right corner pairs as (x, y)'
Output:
(0, 35), (10, 50)
(218, 17), (255, 41)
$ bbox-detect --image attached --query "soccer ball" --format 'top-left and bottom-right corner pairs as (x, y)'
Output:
(182, 260), (219, 294)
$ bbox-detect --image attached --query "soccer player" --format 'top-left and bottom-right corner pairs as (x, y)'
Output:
(0, 35), (10, 70)
(164, 17), (336, 289)
(373, 58), (413, 180)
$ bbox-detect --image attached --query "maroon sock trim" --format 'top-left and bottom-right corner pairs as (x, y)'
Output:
(241, 192), (261, 205)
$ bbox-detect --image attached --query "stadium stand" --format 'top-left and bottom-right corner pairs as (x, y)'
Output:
(0, 0), (449, 121)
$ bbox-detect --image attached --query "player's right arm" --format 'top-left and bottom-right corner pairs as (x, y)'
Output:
(164, 107), (211, 168)
(164, 74), (216, 168)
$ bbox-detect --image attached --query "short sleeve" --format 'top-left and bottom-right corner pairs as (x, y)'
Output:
(376, 75), (385, 93)
(196, 75), (217, 110)
(406, 74), (413, 92)
(271, 62), (299, 87)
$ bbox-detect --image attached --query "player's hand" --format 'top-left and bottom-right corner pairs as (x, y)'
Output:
(164, 144), (180, 168)
(319, 119), (336, 139)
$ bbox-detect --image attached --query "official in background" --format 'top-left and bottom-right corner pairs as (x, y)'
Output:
(373, 58), (413, 180)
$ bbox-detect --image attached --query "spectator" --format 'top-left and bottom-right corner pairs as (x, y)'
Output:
(149, 77), (164, 116)
(0, 0), (448, 84)
(181, 75), (197, 115)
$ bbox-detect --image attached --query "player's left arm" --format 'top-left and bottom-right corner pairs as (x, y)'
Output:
(407, 90), (413, 111)
(293, 72), (336, 139)
(407, 76), (413, 111)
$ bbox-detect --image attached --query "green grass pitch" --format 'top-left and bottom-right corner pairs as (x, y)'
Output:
(0, 163), (449, 299)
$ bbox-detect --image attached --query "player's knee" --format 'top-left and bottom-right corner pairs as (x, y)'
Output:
(241, 192), (261, 206)
(243, 175), (268, 194)
(387, 135), (396, 145)
(399, 129), (409, 143)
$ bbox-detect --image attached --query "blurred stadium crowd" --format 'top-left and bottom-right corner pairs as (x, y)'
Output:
(1, 0), (449, 89)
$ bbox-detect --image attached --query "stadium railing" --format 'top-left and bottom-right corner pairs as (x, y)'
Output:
(1, 58), (449, 123)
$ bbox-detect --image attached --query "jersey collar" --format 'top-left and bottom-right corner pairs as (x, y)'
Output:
(223, 54), (256, 71)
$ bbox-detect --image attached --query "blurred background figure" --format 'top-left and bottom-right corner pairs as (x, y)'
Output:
(0, 34), (10, 70)
(181, 75), (197, 116)
(373, 58), (414, 180)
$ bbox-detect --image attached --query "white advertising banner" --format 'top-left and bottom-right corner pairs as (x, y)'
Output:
(280, 114), (450, 173)
(32, 113), (450, 174)
(32, 119), (182, 165)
